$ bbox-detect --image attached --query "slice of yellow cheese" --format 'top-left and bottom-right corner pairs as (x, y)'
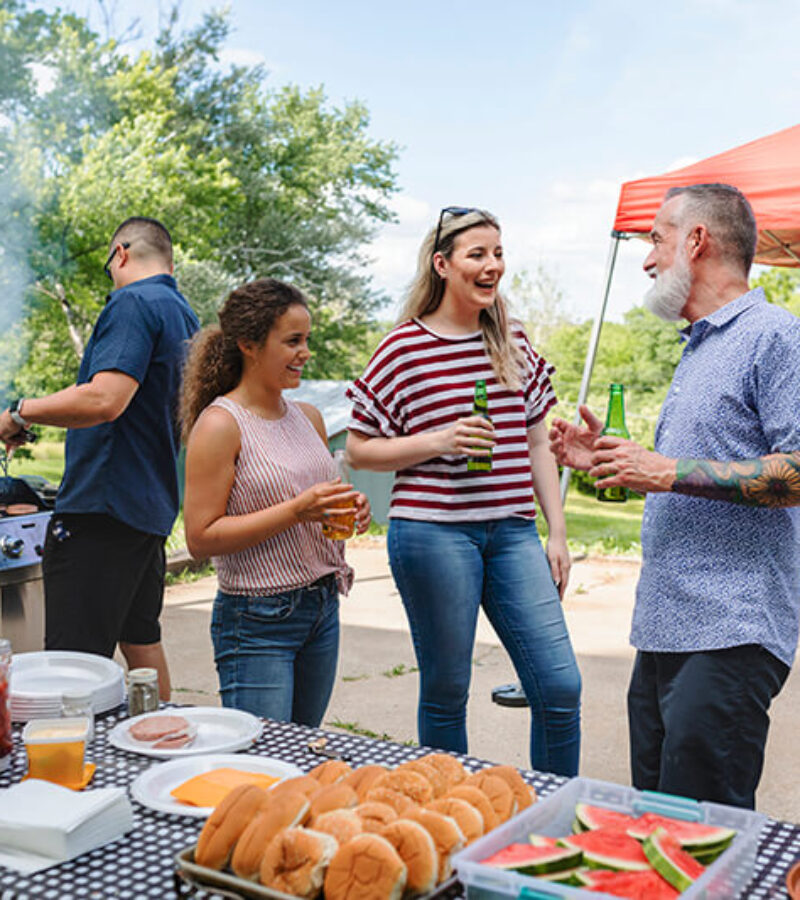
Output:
(170, 767), (281, 808)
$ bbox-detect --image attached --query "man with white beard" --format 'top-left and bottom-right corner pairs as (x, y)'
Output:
(549, 183), (800, 809)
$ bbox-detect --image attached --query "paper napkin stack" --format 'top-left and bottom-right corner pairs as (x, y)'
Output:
(0, 779), (134, 874)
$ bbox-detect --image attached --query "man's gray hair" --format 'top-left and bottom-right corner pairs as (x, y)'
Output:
(665, 183), (757, 274)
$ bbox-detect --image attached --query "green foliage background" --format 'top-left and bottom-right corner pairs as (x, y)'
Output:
(0, 2), (399, 399)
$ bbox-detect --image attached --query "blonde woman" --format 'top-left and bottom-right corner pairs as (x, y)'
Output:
(346, 208), (580, 774)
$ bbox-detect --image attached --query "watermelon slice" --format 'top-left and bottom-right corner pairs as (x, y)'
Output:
(578, 869), (680, 899)
(559, 827), (650, 871)
(527, 833), (558, 848)
(537, 866), (583, 885)
(574, 803), (640, 833)
(480, 842), (582, 875)
(643, 827), (706, 892)
(627, 812), (735, 851)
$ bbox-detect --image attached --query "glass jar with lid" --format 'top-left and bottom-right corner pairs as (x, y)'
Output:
(127, 668), (159, 716)
(0, 638), (11, 771)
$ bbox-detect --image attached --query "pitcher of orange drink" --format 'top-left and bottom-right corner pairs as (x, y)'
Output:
(322, 449), (356, 541)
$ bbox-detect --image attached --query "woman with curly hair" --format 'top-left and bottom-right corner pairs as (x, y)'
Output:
(181, 278), (370, 725)
(346, 208), (580, 774)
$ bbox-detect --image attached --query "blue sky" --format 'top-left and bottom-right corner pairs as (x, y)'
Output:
(43, 0), (800, 320)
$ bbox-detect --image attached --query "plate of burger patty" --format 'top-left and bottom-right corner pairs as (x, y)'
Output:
(108, 707), (263, 758)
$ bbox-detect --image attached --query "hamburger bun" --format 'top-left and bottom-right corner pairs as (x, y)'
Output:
(379, 819), (438, 895)
(272, 774), (321, 800)
(404, 807), (465, 883)
(309, 782), (358, 819)
(425, 798), (483, 844)
(445, 784), (499, 832)
(309, 759), (353, 786)
(364, 786), (416, 816)
(372, 769), (433, 806)
(343, 765), (389, 801)
(354, 802), (398, 833)
(324, 832), (406, 900)
(312, 808), (364, 845)
(481, 765), (536, 811)
(195, 783), (269, 870)
(231, 791), (310, 880)
(463, 772), (516, 823)
(396, 760), (447, 798)
(259, 827), (338, 898)
(417, 753), (467, 790)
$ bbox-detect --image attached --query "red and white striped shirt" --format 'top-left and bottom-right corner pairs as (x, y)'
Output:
(347, 318), (556, 522)
(210, 396), (353, 595)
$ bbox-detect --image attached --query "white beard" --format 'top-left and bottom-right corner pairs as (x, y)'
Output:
(644, 249), (691, 322)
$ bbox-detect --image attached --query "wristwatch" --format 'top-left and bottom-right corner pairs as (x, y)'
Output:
(7, 398), (30, 429)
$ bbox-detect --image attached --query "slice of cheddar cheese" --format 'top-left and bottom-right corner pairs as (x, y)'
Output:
(170, 767), (281, 808)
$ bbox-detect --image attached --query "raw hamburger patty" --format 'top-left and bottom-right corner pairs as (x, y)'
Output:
(129, 714), (190, 742)
(153, 732), (194, 750)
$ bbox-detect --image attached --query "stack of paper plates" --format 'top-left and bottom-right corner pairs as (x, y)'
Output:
(10, 651), (125, 722)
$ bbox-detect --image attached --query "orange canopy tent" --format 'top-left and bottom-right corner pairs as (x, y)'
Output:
(560, 123), (800, 500)
(613, 123), (800, 266)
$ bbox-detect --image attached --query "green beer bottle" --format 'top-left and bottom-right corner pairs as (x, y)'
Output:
(597, 383), (630, 503)
(467, 379), (492, 472)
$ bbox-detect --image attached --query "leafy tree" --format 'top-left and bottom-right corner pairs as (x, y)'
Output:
(1, 2), (399, 400)
(752, 267), (800, 316)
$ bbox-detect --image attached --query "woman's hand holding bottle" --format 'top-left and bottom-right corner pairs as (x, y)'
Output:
(432, 415), (495, 457)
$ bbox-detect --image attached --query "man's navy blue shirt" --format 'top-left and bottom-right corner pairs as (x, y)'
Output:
(56, 274), (200, 537)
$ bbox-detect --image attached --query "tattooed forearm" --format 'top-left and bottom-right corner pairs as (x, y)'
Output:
(672, 452), (800, 507)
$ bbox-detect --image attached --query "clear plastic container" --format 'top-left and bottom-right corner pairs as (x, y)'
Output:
(453, 776), (766, 900)
(23, 716), (90, 788)
(0, 638), (11, 771)
(61, 688), (95, 741)
(322, 450), (356, 540)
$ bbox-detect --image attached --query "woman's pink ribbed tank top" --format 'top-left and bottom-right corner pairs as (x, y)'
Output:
(209, 396), (352, 595)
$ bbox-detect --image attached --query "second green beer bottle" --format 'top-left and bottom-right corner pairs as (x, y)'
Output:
(597, 383), (630, 503)
(467, 379), (492, 472)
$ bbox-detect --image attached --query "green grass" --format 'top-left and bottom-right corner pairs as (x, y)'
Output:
(5, 441), (65, 484)
(6, 442), (645, 557)
(558, 490), (644, 556)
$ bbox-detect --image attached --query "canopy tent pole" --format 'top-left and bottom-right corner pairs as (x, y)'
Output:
(559, 232), (627, 505)
(763, 230), (800, 265)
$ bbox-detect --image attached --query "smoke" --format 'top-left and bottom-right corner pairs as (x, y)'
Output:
(0, 157), (34, 403)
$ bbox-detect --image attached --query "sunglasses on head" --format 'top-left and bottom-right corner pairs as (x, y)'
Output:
(432, 206), (481, 256)
(103, 241), (131, 281)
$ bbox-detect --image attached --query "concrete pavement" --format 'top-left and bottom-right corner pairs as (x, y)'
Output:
(160, 539), (799, 823)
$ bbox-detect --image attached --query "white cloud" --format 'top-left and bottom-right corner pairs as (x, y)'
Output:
(364, 183), (655, 325)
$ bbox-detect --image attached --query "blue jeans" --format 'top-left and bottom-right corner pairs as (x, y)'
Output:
(210, 573), (340, 726)
(388, 517), (581, 775)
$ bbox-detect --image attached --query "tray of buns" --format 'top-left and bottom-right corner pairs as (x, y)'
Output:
(174, 754), (536, 900)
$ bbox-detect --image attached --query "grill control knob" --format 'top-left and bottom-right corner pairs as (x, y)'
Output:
(1, 536), (24, 558)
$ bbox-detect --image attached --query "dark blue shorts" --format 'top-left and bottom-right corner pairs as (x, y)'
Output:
(628, 645), (789, 809)
(44, 513), (166, 656)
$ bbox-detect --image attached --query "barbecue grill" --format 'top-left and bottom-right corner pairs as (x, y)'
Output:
(0, 468), (54, 653)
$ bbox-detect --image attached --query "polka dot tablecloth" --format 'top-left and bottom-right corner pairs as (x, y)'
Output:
(1, 705), (798, 899)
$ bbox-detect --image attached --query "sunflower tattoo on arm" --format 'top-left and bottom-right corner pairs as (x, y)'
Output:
(673, 452), (800, 507)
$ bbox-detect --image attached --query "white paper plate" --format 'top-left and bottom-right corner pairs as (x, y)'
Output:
(10, 651), (123, 697)
(130, 753), (302, 817)
(9, 651), (125, 722)
(108, 707), (262, 758)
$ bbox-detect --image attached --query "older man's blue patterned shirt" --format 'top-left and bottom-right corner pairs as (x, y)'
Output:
(631, 288), (800, 667)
